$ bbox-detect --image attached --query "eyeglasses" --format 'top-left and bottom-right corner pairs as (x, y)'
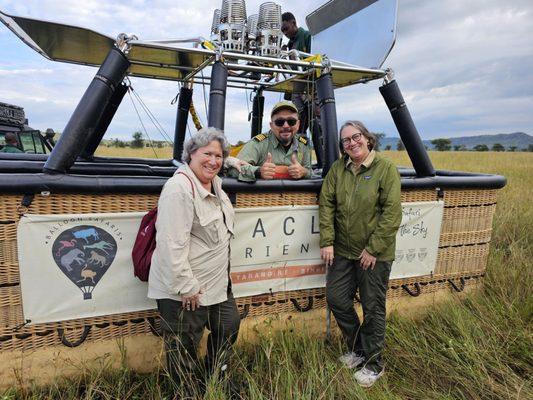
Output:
(273, 118), (298, 127)
(340, 133), (363, 146)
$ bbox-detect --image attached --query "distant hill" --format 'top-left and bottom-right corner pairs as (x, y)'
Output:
(379, 132), (533, 150)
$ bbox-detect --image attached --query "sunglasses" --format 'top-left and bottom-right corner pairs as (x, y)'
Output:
(273, 118), (298, 127)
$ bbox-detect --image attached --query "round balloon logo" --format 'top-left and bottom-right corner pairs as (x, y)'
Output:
(52, 225), (117, 300)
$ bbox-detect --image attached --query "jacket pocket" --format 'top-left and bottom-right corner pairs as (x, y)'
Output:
(192, 212), (220, 246)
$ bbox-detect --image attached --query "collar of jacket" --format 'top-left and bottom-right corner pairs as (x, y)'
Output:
(176, 164), (223, 199)
(345, 149), (376, 172)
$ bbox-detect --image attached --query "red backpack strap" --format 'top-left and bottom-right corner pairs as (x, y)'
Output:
(177, 171), (195, 198)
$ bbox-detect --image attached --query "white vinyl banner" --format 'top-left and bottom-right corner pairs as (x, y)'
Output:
(229, 206), (323, 298)
(391, 201), (444, 279)
(17, 201), (443, 324)
(17, 212), (156, 324)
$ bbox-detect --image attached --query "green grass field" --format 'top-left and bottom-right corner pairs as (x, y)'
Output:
(3, 151), (532, 400)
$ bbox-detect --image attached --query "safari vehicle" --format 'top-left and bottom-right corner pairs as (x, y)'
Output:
(0, 0), (505, 388)
(0, 102), (54, 154)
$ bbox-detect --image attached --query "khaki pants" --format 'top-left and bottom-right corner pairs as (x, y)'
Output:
(326, 254), (391, 373)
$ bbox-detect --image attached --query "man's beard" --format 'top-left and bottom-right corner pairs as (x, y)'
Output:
(278, 130), (292, 145)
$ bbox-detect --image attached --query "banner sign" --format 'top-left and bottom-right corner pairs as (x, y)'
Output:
(17, 202), (443, 324)
(391, 201), (444, 279)
(229, 206), (324, 298)
(17, 213), (157, 324)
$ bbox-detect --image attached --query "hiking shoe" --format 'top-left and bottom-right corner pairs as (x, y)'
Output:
(338, 352), (365, 369)
(354, 366), (384, 387)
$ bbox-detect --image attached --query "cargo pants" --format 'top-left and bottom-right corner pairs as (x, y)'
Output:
(157, 294), (240, 388)
(326, 254), (391, 373)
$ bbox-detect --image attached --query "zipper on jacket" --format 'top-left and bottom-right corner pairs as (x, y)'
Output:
(346, 167), (363, 254)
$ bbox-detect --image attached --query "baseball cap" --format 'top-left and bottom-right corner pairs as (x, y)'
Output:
(271, 100), (299, 117)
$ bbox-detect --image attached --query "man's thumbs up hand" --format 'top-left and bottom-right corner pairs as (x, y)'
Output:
(260, 152), (276, 179)
(288, 152), (306, 179)
(291, 153), (298, 164)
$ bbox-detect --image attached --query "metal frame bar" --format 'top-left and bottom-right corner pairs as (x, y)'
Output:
(128, 59), (195, 72)
(182, 56), (216, 82)
(130, 41), (386, 76)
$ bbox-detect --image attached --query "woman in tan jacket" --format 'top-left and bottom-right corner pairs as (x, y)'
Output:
(148, 128), (240, 393)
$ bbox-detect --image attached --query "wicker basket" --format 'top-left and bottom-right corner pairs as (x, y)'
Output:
(0, 188), (497, 352)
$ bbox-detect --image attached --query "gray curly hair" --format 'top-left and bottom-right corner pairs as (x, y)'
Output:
(182, 127), (230, 163)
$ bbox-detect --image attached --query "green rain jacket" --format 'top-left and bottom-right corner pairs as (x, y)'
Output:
(319, 152), (402, 261)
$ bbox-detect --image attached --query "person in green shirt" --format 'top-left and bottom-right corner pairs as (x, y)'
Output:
(319, 120), (402, 388)
(281, 12), (314, 135)
(0, 132), (23, 153)
(231, 101), (312, 182)
(281, 12), (311, 54)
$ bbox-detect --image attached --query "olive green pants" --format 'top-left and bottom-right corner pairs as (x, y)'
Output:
(157, 295), (240, 388)
(326, 254), (391, 373)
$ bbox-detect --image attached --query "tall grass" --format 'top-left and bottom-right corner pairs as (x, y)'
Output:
(2, 151), (531, 400)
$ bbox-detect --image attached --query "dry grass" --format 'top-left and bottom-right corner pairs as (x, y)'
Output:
(94, 146), (173, 159)
(3, 150), (531, 399)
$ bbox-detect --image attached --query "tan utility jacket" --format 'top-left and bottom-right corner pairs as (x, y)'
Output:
(148, 164), (235, 306)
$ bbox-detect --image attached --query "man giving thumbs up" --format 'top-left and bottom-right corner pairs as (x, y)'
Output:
(259, 152), (276, 179)
(288, 152), (308, 180)
(231, 101), (312, 182)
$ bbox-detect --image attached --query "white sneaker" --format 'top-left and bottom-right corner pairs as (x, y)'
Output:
(338, 352), (365, 369)
(354, 366), (384, 387)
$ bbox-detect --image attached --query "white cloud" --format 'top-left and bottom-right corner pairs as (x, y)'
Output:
(0, 68), (54, 75)
(0, 0), (532, 142)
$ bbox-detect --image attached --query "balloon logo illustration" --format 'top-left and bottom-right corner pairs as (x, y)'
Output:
(406, 248), (416, 263)
(395, 250), (404, 262)
(418, 248), (428, 261)
(52, 225), (117, 300)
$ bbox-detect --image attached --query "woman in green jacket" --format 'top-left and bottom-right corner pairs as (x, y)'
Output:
(319, 121), (402, 387)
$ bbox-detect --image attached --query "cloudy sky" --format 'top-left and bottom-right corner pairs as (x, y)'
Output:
(1, 0), (532, 145)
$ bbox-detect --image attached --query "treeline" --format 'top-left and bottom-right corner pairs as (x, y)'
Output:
(101, 132), (171, 149)
(375, 134), (533, 152)
(102, 131), (533, 152)
(423, 138), (532, 152)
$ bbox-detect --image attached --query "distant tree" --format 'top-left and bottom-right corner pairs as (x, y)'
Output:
(385, 145), (392, 151)
(396, 139), (405, 151)
(372, 132), (386, 151)
(473, 144), (489, 152)
(508, 146), (517, 152)
(431, 138), (452, 151)
(112, 138), (126, 148)
(528, 144), (533, 152)
(131, 131), (144, 148)
(454, 144), (466, 151)
(491, 143), (505, 152)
